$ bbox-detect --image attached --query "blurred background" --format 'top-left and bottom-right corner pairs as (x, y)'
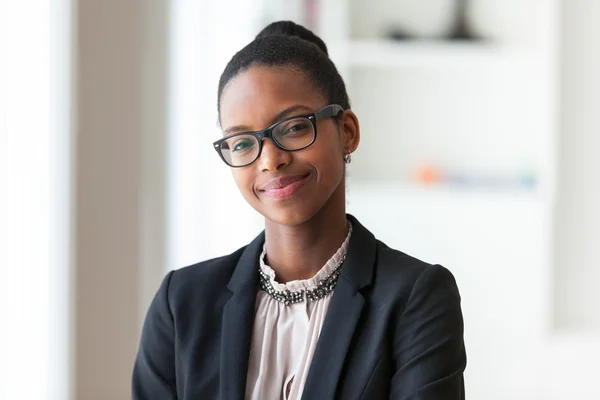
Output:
(0, 0), (598, 399)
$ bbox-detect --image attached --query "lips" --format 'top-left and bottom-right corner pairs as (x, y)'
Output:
(258, 172), (312, 199)
(260, 173), (311, 191)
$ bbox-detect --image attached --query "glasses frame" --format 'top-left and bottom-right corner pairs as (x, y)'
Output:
(213, 104), (344, 168)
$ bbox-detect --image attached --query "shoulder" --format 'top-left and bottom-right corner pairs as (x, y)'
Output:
(370, 245), (466, 396)
(372, 239), (460, 305)
(164, 246), (246, 305)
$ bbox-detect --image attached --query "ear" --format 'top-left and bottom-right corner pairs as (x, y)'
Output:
(340, 109), (360, 156)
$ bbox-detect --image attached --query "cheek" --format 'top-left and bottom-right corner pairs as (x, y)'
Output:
(324, 154), (345, 183)
(315, 130), (344, 172)
(306, 142), (344, 185)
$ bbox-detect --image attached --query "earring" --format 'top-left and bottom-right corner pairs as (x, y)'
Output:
(344, 153), (352, 164)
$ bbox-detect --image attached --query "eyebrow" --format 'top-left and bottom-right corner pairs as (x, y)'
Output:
(222, 104), (314, 136)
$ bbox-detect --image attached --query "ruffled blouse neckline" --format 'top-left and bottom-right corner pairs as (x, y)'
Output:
(258, 221), (353, 293)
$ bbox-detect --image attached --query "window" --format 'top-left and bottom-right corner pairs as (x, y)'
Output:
(0, 1), (72, 399)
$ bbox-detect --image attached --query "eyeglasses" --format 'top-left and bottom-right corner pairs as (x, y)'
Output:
(213, 104), (344, 167)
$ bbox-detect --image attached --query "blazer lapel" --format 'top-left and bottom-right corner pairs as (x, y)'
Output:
(220, 232), (264, 400)
(301, 214), (377, 400)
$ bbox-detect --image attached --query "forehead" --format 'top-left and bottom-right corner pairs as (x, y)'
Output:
(219, 66), (324, 127)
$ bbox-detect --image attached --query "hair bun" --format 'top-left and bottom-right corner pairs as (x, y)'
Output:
(256, 20), (328, 56)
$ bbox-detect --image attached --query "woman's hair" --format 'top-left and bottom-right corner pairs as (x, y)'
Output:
(217, 20), (350, 119)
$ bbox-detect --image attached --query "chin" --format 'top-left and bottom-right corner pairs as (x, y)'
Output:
(260, 202), (320, 227)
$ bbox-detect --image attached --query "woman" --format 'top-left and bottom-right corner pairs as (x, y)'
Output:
(133, 21), (466, 400)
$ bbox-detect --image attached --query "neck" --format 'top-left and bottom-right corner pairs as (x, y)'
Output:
(263, 188), (348, 283)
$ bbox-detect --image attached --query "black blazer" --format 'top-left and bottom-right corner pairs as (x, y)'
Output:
(132, 215), (466, 399)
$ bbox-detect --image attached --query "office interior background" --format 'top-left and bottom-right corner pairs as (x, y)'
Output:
(1, 0), (599, 399)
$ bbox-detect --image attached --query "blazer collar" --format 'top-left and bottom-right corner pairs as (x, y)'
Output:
(227, 230), (265, 292)
(300, 213), (377, 399)
(340, 213), (377, 289)
(220, 231), (263, 400)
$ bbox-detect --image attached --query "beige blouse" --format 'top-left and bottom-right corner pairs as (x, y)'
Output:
(244, 223), (353, 400)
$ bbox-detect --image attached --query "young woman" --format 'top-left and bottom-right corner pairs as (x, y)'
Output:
(133, 21), (466, 400)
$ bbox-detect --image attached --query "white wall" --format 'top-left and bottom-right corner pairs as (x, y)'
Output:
(538, 0), (600, 397)
(554, 0), (600, 332)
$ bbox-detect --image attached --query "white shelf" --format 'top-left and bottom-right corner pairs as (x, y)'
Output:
(337, 39), (531, 69)
(346, 180), (546, 202)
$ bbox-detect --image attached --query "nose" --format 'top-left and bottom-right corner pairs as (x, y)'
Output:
(256, 138), (292, 172)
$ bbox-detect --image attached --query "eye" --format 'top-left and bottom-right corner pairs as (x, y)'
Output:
(281, 120), (311, 136)
(232, 138), (256, 152)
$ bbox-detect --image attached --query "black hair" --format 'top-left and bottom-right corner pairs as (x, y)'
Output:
(217, 20), (350, 120)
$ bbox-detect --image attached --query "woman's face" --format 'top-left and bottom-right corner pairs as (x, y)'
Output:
(219, 66), (359, 226)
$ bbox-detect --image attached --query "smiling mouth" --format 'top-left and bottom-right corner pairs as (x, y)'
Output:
(259, 172), (311, 199)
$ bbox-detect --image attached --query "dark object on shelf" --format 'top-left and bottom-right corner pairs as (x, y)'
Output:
(387, 0), (483, 42)
(388, 28), (413, 41)
(447, 0), (482, 40)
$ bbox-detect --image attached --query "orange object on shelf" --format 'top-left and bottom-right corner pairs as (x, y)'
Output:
(415, 164), (442, 184)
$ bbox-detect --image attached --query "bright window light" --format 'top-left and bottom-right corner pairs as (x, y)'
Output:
(0, 1), (72, 399)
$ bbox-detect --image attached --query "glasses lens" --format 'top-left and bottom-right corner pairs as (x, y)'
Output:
(219, 134), (259, 167)
(273, 117), (315, 150)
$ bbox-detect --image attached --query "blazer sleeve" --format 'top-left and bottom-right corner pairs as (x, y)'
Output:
(132, 271), (178, 400)
(390, 264), (467, 400)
